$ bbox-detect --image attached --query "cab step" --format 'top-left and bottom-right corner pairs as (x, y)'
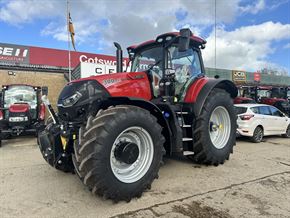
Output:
(176, 111), (189, 115)
(183, 151), (194, 156)
(180, 124), (191, 128)
(182, 137), (193, 141)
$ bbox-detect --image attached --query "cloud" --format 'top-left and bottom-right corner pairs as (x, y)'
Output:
(203, 21), (290, 71)
(0, 0), (63, 25)
(1, 0), (289, 73)
(239, 0), (265, 14)
(0, 0), (241, 47)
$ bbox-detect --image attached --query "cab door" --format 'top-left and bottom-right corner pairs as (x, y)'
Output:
(167, 46), (202, 100)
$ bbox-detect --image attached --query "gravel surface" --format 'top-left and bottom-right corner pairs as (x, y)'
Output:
(0, 136), (289, 218)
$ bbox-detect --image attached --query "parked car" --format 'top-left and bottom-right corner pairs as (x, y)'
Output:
(235, 104), (290, 142)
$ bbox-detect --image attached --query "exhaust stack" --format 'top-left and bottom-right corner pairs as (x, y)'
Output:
(114, 42), (123, 73)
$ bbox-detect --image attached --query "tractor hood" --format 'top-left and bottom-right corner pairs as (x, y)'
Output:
(57, 72), (152, 122)
(71, 72), (152, 100)
(9, 103), (30, 113)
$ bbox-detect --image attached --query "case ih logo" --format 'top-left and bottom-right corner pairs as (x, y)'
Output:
(0, 43), (29, 64)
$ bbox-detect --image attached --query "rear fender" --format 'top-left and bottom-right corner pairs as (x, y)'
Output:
(185, 78), (237, 117)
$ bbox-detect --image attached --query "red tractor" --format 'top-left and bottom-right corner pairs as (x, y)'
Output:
(38, 29), (237, 202)
(234, 85), (256, 104)
(255, 86), (290, 116)
(0, 84), (46, 146)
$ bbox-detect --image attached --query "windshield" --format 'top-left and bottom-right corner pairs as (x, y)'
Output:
(257, 90), (271, 98)
(287, 90), (290, 98)
(131, 46), (163, 73)
(4, 85), (37, 109)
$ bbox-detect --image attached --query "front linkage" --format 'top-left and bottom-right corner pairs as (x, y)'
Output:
(38, 96), (75, 172)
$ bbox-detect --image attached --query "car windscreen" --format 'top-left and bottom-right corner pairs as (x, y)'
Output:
(234, 106), (247, 114)
(4, 85), (37, 109)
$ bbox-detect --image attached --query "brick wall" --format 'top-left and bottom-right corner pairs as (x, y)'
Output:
(0, 69), (66, 110)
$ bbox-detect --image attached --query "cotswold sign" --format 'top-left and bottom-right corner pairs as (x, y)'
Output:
(0, 43), (30, 64)
(0, 42), (129, 69)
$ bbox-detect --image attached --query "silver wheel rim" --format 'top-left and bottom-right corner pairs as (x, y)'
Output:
(209, 106), (231, 149)
(255, 128), (263, 141)
(110, 126), (154, 183)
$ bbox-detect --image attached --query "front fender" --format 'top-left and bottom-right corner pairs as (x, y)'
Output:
(101, 97), (173, 154)
(184, 78), (237, 117)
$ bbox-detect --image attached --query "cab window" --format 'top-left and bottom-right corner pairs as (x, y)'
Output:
(168, 47), (202, 98)
(168, 47), (201, 84)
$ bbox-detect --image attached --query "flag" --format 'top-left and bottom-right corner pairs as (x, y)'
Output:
(68, 13), (76, 51)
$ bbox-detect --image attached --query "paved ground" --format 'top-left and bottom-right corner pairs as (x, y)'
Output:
(0, 136), (289, 218)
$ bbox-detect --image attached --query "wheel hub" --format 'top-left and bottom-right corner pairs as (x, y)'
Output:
(210, 122), (220, 132)
(114, 141), (139, 164)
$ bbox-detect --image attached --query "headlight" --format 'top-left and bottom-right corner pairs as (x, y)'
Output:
(62, 91), (82, 107)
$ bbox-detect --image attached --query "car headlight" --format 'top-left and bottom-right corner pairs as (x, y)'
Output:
(62, 91), (82, 107)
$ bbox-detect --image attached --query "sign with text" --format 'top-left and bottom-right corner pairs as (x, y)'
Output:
(254, 72), (261, 82)
(232, 70), (246, 82)
(0, 43), (30, 64)
(0, 42), (129, 69)
(80, 62), (116, 78)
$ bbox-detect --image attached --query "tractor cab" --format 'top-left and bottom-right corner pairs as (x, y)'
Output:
(255, 86), (290, 116)
(234, 85), (256, 104)
(127, 30), (206, 102)
(256, 86), (286, 104)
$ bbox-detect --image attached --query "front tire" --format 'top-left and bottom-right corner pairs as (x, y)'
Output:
(72, 105), (165, 202)
(251, 126), (263, 143)
(191, 88), (236, 165)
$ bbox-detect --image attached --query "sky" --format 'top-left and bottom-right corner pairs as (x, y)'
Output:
(0, 0), (289, 74)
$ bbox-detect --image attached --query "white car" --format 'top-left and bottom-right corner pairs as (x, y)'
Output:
(235, 104), (290, 142)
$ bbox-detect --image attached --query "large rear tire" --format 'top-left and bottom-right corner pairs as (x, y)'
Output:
(72, 105), (164, 202)
(191, 88), (236, 165)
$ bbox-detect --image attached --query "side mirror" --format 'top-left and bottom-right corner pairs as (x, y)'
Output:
(178, 28), (192, 52)
(42, 86), (48, 96)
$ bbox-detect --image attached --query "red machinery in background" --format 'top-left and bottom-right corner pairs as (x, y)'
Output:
(0, 84), (46, 146)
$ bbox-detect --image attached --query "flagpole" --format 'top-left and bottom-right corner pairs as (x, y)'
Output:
(67, 0), (71, 82)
